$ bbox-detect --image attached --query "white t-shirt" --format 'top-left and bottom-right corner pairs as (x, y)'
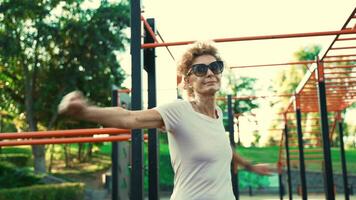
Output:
(155, 100), (235, 200)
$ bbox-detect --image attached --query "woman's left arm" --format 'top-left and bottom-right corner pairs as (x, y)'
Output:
(232, 151), (272, 175)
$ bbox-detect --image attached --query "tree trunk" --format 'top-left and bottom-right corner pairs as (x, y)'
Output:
(23, 34), (46, 174)
(48, 144), (55, 173)
(24, 62), (46, 174)
(78, 143), (83, 162)
(64, 144), (70, 167)
(87, 143), (93, 159)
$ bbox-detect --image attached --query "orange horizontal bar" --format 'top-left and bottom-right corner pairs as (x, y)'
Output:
(216, 93), (293, 100)
(336, 37), (356, 41)
(324, 65), (356, 69)
(0, 128), (130, 139)
(141, 29), (356, 48)
(325, 80), (356, 84)
(325, 71), (356, 75)
(289, 155), (323, 159)
(324, 54), (356, 59)
(290, 160), (323, 163)
(289, 137), (321, 141)
(230, 60), (313, 69)
(323, 58), (356, 63)
(289, 149), (323, 153)
(0, 134), (149, 147)
(326, 76), (356, 79)
(330, 46), (356, 50)
(230, 59), (356, 69)
(0, 135), (131, 147)
(117, 89), (131, 93)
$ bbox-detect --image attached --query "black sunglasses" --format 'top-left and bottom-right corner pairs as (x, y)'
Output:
(186, 60), (224, 77)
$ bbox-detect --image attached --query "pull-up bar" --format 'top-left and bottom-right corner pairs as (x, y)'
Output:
(141, 29), (356, 48)
(230, 59), (356, 69)
(0, 128), (147, 147)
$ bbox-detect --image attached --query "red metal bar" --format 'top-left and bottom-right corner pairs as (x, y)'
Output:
(230, 60), (313, 69)
(326, 75), (356, 78)
(324, 71), (356, 75)
(141, 29), (356, 48)
(118, 89), (131, 93)
(336, 37), (356, 41)
(289, 149), (323, 153)
(289, 155), (323, 159)
(325, 80), (356, 84)
(324, 65), (356, 69)
(289, 137), (321, 141)
(0, 135), (132, 146)
(216, 93), (293, 101)
(230, 59), (356, 69)
(330, 46), (356, 50)
(0, 128), (130, 139)
(320, 8), (356, 61)
(324, 54), (356, 58)
(285, 9), (356, 115)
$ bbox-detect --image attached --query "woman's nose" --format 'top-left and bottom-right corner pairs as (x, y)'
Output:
(205, 68), (214, 76)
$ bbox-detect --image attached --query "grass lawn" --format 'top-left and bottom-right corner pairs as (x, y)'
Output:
(2, 144), (356, 191)
(3, 144), (356, 174)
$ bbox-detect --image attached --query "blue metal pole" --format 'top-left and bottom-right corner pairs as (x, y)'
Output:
(294, 96), (307, 200)
(111, 90), (119, 200)
(316, 58), (335, 200)
(144, 18), (159, 200)
(130, 0), (144, 199)
(228, 95), (239, 200)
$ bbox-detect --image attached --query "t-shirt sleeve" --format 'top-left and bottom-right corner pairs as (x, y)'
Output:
(216, 106), (224, 122)
(154, 100), (184, 132)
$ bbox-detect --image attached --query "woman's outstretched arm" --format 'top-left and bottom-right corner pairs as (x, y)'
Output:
(232, 150), (272, 176)
(58, 91), (164, 129)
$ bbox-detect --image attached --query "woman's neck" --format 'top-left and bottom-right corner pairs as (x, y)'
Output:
(191, 95), (217, 118)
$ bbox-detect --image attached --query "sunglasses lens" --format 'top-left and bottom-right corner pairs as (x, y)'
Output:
(189, 61), (224, 77)
(192, 64), (208, 76)
(210, 61), (224, 74)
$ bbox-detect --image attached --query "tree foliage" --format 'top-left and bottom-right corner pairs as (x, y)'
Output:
(0, 0), (130, 172)
(218, 69), (259, 145)
(266, 45), (321, 146)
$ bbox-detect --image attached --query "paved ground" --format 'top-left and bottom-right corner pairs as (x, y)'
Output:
(150, 194), (356, 200)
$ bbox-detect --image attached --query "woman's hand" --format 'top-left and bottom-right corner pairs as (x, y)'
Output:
(249, 163), (273, 176)
(232, 151), (273, 175)
(58, 91), (88, 117)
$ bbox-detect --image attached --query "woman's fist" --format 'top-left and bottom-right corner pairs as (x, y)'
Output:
(58, 91), (88, 117)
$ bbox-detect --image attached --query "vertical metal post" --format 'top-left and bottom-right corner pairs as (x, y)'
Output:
(294, 95), (307, 200)
(278, 170), (284, 200)
(111, 90), (119, 200)
(228, 95), (238, 200)
(337, 113), (349, 200)
(316, 58), (335, 200)
(284, 120), (293, 200)
(131, 0), (144, 199)
(144, 18), (159, 200)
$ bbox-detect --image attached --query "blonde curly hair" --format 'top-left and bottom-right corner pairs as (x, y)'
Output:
(177, 41), (223, 98)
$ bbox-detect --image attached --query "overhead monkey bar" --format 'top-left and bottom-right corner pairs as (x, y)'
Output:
(230, 58), (356, 69)
(141, 29), (356, 48)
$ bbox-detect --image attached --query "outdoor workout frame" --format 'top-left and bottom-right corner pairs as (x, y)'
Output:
(1, 2), (355, 200)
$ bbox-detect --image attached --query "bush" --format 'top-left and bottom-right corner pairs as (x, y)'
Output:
(0, 182), (85, 200)
(0, 161), (42, 189)
(0, 153), (31, 167)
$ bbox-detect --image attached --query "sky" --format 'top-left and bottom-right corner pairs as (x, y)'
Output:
(113, 0), (356, 146)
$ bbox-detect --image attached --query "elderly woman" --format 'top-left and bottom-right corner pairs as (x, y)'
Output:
(58, 41), (271, 200)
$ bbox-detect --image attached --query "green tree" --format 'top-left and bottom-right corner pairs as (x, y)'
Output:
(218, 69), (259, 145)
(0, 0), (130, 173)
(268, 45), (321, 146)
